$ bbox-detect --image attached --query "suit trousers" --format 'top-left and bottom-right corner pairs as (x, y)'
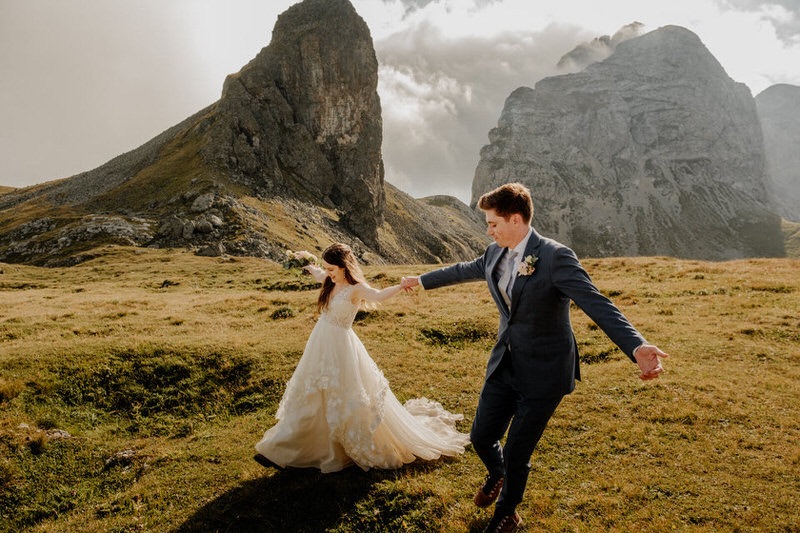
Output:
(470, 354), (563, 514)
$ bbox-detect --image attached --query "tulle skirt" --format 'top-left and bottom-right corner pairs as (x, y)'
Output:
(255, 318), (470, 472)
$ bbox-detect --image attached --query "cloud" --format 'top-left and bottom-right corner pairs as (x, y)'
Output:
(376, 21), (596, 201)
(390, 0), (438, 15)
(718, 0), (800, 42)
(688, 3), (800, 93)
(556, 21), (644, 71)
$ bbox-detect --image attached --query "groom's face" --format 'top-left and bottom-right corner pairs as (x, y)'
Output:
(484, 209), (522, 249)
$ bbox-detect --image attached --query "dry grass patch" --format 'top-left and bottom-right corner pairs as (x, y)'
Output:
(0, 248), (798, 532)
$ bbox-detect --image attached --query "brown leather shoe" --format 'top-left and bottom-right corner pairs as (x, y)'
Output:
(473, 474), (504, 507)
(483, 511), (522, 533)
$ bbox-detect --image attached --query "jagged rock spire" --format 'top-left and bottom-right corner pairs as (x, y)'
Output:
(205, 0), (384, 246)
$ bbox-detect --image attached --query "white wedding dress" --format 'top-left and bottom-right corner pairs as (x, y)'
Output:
(255, 284), (470, 472)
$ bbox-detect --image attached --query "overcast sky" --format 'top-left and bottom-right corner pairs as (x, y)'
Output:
(1, 0), (798, 203)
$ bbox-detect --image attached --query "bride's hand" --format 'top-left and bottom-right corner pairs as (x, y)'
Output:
(304, 264), (326, 282)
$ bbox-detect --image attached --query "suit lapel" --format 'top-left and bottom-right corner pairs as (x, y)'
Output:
(509, 230), (542, 315)
(486, 246), (510, 315)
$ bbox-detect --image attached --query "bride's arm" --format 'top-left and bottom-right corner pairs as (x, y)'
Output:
(351, 282), (404, 304)
(303, 264), (327, 283)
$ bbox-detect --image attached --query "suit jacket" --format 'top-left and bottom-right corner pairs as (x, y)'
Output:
(420, 229), (646, 398)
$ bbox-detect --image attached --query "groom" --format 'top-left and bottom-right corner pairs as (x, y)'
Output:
(403, 182), (667, 533)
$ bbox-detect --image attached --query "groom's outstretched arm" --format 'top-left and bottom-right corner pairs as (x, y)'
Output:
(551, 246), (669, 380)
(415, 253), (488, 290)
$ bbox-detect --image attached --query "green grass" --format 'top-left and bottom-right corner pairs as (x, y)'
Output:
(1, 247), (799, 532)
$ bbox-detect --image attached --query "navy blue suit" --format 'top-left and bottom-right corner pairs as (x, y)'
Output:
(420, 228), (646, 513)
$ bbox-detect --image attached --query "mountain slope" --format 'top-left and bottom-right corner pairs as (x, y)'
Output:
(0, 0), (488, 266)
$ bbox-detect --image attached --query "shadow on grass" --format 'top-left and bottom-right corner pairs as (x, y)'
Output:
(175, 461), (442, 533)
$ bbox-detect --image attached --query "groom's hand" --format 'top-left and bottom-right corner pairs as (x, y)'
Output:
(633, 344), (669, 381)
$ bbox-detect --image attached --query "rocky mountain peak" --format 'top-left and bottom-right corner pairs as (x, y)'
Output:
(473, 25), (783, 260)
(556, 22), (643, 71)
(599, 25), (719, 75)
(206, 0), (384, 246)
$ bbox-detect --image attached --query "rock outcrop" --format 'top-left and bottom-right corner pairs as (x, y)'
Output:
(203, 0), (385, 246)
(0, 0), (488, 266)
(473, 25), (783, 260)
(756, 84), (800, 222)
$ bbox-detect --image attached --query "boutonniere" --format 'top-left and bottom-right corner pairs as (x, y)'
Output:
(517, 255), (538, 276)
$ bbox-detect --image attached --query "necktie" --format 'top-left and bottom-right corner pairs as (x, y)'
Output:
(498, 250), (517, 307)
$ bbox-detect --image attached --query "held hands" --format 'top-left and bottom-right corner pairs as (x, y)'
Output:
(633, 344), (669, 381)
(400, 276), (420, 293)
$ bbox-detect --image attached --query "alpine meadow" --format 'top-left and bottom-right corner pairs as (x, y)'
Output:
(2, 0), (800, 531)
(1, 246), (798, 532)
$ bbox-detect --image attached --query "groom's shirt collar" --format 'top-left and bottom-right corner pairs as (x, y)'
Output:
(506, 227), (533, 274)
(509, 227), (533, 259)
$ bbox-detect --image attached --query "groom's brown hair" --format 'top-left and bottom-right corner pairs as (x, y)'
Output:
(477, 182), (533, 224)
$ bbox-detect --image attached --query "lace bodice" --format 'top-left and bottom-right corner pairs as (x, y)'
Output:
(319, 285), (359, 329)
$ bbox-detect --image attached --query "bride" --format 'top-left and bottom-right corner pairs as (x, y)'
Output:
(255, 243), (469, 472)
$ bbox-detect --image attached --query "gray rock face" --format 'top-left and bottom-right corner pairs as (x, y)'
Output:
(203, 0), (384, 246)
(473, 25), (783, 259)
(756, 84), (800, 222)
(1, 215), (154, 266)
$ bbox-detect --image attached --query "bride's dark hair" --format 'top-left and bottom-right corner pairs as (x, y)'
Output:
(317, 243), (367, 313)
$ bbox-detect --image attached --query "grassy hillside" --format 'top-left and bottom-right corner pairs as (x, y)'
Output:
(1, 248), (798, 532)
(0, 187), (14, 196)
